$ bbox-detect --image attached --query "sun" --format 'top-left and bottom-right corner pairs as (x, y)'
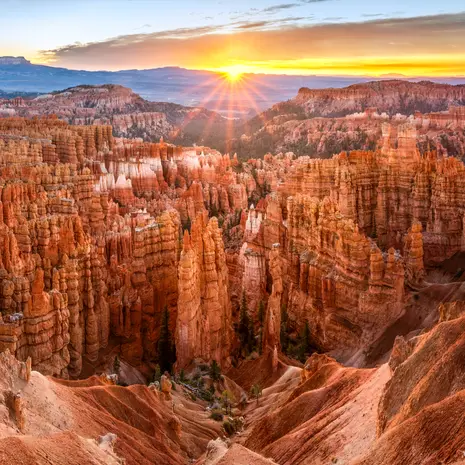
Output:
(219, 65), (248, 83)
(226, 69), (244, 82)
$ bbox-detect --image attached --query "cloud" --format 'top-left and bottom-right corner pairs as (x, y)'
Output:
(233, 0), (333, 20)
(36, 12), (465, 76)
(236, 21), (270, 29)
(234, 16), (306, 30)
(362, 14), (386, 18)
(263, 3), (300, 13)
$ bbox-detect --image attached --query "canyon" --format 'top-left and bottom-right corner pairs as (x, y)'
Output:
(0, 80), (463, 464)
(232, 80), (465, 159)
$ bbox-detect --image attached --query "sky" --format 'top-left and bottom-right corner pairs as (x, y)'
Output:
(0, 0), (464, 76)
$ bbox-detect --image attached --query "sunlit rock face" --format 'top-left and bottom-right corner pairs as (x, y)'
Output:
(176, 214), (232, 369)
(232, 122), (465, 361)
(0, 117), (246, 376)
(294, 81), (465, 117)
(1, 94), (465, 377)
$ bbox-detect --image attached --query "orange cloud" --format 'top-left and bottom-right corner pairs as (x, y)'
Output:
(36, 13), (465, 76)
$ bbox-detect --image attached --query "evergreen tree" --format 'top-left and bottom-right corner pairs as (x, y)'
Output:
(298, 321), (311, 362)
(152, 364), (161, 384)
(113, 355), (121, 376)
(182, 217), (191, 233)
(221, 390), (234, 415)
(257, 300), (265, 354)
(250, 384), (263, 404)
(238, 293), (250, 348)
(209, 359), (221, 381)
(280, 304), (290, 352)
(158, 306), (175, 373)
(247, 315), (256, 353)
(258, 301), (265, 326)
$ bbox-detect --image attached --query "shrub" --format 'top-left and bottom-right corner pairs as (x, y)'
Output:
(250, 384), (263, 404)
(223, 420), (235, 436)
(210, 410), (224, 421)
(151, 364), (161, 384)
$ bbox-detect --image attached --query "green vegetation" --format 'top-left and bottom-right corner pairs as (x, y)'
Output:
(223, 420), (236, 436)
(151, 364), (161, 384)
(297, 321), (311, 362)
(158, 306), (176, 373)
(210, 410), (224, 421)
(280, 304), (290, 353)
(237, 293), (257, 355)
(221, 390), (235, 415)
(250, 384), (263, 404)
(113, 355), (121, 376)
(209, 360), (222, 382)
(280, 305), (314, 363)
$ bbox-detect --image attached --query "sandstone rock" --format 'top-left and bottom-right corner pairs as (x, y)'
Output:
(176, 215), (232, 369)
(160, 372), (172, 394)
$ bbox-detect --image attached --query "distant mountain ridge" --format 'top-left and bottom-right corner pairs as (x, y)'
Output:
(4, 83), (228, 147)
(1, 56), (465, 112)
(0, 56), (31, 65)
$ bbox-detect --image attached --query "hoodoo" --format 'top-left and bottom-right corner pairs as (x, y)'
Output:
(0, 10), (464, 459)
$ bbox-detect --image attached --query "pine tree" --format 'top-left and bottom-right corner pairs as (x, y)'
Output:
(258, 301), (265, 326)
(257, 300), (265, 354)
(298, 321), (311, 362)
(113, 355), (121, 376)
(247, 315), (256, 353)
(238, 293), (250, 348)
(152, 364), (161, 383)
(158, 306), (175, 373)
(221, 390), (234, 415)
(183, 217), (191, 233)
(280, 304), (290, 352)
(209, 359), (221, 381)
(250, 384), (263, 404)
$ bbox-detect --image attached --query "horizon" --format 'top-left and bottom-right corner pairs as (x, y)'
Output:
(0, 1), (464, 78)
(3, 55), (465, 83)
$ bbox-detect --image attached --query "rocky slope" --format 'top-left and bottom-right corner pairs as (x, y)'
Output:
(231, 81), (465, 158)
(224, 299), (465, 464)
(0, 84), (228, 146)
(0, 350), (220, 464)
